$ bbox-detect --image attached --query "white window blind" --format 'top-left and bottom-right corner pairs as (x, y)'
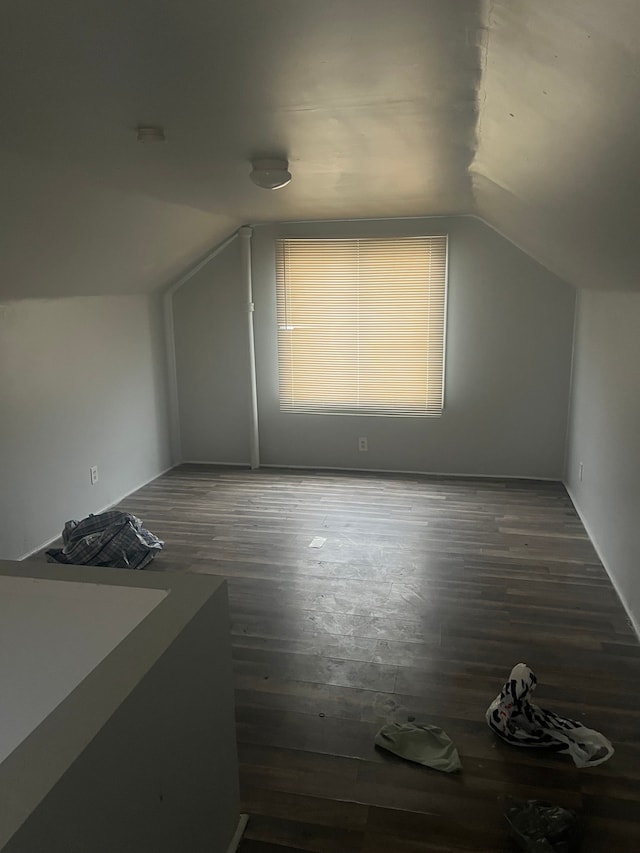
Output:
(276, 236), (448, 417)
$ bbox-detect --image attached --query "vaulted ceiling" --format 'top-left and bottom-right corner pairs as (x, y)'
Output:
(2, 0), (639, 299)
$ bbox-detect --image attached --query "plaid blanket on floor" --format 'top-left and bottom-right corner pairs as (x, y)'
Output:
(46, 511), (163, 570)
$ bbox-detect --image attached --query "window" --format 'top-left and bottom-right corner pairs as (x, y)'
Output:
(276, 235), (448, 416)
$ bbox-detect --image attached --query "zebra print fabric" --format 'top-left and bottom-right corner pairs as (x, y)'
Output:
(486, 663), (614, 768)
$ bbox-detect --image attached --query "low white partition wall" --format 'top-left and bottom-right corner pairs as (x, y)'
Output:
(0, 561), (240, 853)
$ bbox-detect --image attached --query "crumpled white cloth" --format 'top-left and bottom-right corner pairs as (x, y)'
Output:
(486, 662), (614, 768)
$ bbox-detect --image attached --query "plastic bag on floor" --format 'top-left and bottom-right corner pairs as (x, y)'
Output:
(486, 663), (614, 768)
(504, 797), (581, 852)
(46, 511), (163, 570)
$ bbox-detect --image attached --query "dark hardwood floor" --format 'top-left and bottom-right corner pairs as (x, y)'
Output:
(55, 466), (640, 850)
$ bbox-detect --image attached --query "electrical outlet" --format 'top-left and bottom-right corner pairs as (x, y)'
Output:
(578, 462), (583, 482)
(358, 437), (368, 452)
(90, 465), (99, 485)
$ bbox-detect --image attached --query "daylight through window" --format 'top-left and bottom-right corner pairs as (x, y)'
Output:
(276, 236), (448, 416)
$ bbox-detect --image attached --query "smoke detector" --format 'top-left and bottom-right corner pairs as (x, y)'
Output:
(250, 158), (291, 190)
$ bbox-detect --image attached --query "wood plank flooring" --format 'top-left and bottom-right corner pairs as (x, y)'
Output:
(48, 466), (640, 850)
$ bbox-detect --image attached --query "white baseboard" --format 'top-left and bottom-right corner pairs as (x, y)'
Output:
(226, 814), (249, 853)
(564, 483), (640, 640)
(181, 460), (251, 467)
(18, 531), (63, 561)
(177, 460), (560, 481)
(18, 463), (176, 561)
(259, 462), (561, 482)
(91, 463), (177, 517)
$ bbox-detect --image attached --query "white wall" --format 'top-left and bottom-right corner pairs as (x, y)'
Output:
(565, 290), (640, 632)
(0, 575), (166, 763)
(173, 216), (575, 478)
(0, 564), (240, 853)
(0, 295), (171, 559)
(173, 237), (251, 464)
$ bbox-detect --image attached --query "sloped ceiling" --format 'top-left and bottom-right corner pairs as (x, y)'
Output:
(472, 0), (640, 292)
(1, 1), (639, 299)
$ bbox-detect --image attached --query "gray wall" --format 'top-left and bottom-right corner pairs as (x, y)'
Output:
(0, 295), (171, 559)
(565, 290), (640, 632)
(174, 216), (575, 477)
(254, 217), (575, 477)
(173, 237), (250, 464)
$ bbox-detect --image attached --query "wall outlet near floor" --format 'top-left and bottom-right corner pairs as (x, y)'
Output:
(90, 465), (99, 485)
(579, 462), (584, 482)
(358, 437), (368, 452)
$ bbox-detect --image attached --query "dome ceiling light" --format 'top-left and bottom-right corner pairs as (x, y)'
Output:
(250, 158), (292, 190)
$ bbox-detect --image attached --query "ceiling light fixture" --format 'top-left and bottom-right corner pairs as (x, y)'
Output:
(136, 125), (166, 143)
(250, 158), (292, 190)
